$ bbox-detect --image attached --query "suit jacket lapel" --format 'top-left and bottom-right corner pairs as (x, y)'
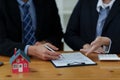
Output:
(7, 0), (21, 28)
(90, 0), (99, 39)
(102, 0), (120, 33)
(33, 0), (43, 30)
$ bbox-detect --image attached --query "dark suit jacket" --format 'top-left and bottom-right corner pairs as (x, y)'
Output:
(64, 0), (120, 54)
(0, 0), (63, 56)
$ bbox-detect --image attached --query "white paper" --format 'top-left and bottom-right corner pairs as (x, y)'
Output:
(98, 54), (120, 60)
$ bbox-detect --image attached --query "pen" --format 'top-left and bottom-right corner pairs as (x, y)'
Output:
(44, 45), (55, 52)
(44, 45), (64, 58)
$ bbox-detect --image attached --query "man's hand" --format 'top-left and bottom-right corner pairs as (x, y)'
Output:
(27, 42), (60, 60)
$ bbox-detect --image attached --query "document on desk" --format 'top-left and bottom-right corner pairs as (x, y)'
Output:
(98, 54), (120, 61)
(51, 52), (96, 68)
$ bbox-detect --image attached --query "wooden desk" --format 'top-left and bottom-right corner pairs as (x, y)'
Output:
(0, 52), (120, 80)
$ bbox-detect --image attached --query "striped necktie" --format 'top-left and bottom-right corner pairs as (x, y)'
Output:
(22, 3), (36, 45)
(96, 7), (109, 36)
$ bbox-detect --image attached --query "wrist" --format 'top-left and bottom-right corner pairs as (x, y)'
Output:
(103, 37), (111, 46)
(27, 45), (36, 56)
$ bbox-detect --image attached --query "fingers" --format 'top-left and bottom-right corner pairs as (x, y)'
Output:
(43, 53), (60, 60)
(45, 47), (60, 56)
(91, 38), (101, 47)
(83, 44), (91, 49)
(85, 37), (103, 55)
(81, 37), (110, 56)
(94, 47), (105, 53)
(80, 44), (105, 56)
(80, 48), (89, 53)
(35, 54), (60, 61)
(37, 53), (60, 60)
(33, 50), (60, 60)
(85, 45), (98, 56)
(80, 43), (98, 55)
(39, 46), (60, 60)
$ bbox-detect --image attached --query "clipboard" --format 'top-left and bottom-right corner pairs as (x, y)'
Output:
(51, 52), (97, 68)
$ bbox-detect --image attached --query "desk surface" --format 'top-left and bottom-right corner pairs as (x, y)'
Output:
(0, 52), (120, 80)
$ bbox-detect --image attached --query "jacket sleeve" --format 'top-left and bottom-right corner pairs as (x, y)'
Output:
(0, 1), (25, 56)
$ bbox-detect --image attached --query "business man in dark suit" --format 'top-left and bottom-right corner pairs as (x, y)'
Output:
(64, 0), (120, 55)
(0, 0), (63, 60)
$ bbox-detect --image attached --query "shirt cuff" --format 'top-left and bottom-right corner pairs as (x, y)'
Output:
(103, 39), (112, 53)
(24, 45), (30, 55)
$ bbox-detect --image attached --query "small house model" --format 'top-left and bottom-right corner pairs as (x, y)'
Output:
(10, 49), (30, 73)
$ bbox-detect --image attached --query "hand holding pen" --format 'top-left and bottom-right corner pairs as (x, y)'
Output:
(44, 44), (61, 59)
(28, 42), (60, 60)
(44, 45), (63, 59)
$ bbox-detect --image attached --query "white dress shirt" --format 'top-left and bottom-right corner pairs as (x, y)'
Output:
(97, 0), (115, 12)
